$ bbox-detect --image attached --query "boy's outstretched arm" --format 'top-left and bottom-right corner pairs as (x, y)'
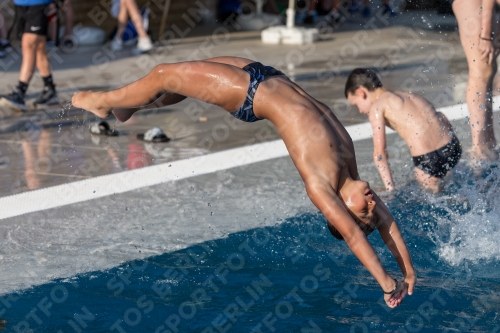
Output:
(369, 108), (395, 191)
(374, 193), (416, 297)
(306, 182), (403, 308)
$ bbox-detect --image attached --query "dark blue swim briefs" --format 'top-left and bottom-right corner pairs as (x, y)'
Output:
(231, 62), (285, 122)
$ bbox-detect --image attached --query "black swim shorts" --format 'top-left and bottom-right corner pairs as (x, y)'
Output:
(412, 135), (462, 178)
(15, 4), (50, 36)
(231, 62), (285, 123)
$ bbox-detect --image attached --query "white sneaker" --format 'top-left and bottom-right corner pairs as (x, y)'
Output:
(110, 37), (123, 51)
(134, 37), (153, 54)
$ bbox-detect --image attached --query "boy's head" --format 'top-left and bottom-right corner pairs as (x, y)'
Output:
(345, 68), (383, 114)
(329, 180), (378, 241)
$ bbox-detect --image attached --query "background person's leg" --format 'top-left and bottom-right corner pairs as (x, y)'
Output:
(122, 0), (153, 53)
(46, 3), (57, 44)
(453, 0), (498, 160)
(62, 0), (74, 43)
(0, 11), (11, 52)
(0, 33), (41, 111)
(304, 0), (318, 24)
(19, 33), (40, 84)
(34, 36), (58, 105)
(115, 0), (129, 41)
(122, 0), (148, 38)
(110, 0), (128, 51)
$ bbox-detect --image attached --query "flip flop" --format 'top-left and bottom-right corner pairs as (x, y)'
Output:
(137, 127), (170, 143)
(90, 121), (118, 136)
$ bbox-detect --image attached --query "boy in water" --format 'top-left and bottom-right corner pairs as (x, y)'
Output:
(345, 68), (462, 193)
(73, 57), (416, 308)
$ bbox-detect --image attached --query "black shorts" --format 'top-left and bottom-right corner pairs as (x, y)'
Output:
(412, 135), (462, 178)
(15, 4), (51, 36)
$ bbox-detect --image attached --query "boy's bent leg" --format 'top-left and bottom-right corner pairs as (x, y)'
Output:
(112, 92), (187, 122)
(73, 61), (250, 118)
(414, 168), (442, 193)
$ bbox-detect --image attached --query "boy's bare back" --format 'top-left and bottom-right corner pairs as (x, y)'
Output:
(371, 91), (453, 156)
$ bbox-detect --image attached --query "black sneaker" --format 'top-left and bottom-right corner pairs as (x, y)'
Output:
(34, 86), (59, 106)
(382, 4), (397, 16)
(0, 41), (12, 52)
(62, 39), (74, 49)
(303, 14), (315, 24)
(0, 89), (27, 112)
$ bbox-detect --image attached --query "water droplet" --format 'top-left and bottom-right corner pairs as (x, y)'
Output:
(125, 207), (128, 211)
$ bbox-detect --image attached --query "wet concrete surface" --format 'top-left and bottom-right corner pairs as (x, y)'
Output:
(0, 9), (498, 197)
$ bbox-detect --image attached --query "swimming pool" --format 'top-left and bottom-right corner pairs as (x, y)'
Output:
(4, 181), (500, 332)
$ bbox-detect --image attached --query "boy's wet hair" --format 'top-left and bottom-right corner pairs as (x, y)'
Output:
(344, 68), (383, 98)
(327, 222), (345, 241)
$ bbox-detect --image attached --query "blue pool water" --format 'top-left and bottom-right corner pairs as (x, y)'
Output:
(3, 165), (500, 332)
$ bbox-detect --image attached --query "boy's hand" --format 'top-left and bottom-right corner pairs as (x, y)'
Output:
(384, 279), (407, 308)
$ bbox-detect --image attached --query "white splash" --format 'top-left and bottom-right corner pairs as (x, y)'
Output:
(429, 165), (500, 266)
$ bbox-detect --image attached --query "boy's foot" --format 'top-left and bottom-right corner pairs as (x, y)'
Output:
(110, 37), (123, 51)
(362, 6), (371, 17)
(72, 91), (111, 119)
(34, 86), (59, 106)
(382, 4), (397, 16)
(133, 37), (153, 54)
(0, 89), (27, 112)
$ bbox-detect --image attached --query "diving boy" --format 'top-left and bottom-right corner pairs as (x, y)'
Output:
(345, 68), (462, 193)
(73, 57), (416, 308)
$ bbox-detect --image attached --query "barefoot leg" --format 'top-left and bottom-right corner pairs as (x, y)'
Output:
(112, 92), (187, 122)
(73, 61), (250, 118)
(453, 0), (498, 159)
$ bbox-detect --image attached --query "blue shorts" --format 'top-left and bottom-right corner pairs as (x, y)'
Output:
(231, 62), (285, 122)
